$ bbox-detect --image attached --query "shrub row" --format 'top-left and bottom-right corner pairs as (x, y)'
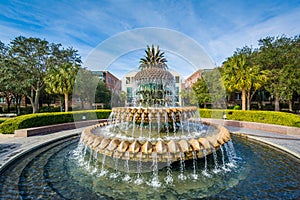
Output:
(0, 118), (8, 124)
(199, 109), (300, 128)
(0, 110), (111, 134)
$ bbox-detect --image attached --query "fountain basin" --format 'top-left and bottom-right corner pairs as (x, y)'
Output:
(81, 119), (230, 162)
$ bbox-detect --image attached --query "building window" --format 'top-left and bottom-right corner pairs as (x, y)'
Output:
(127, 87), (132, 97)
(126, 77), (131, 84)
(175, 87), (179, 96)
(235, 93), (241, 100)
(175, 76), (180, 83)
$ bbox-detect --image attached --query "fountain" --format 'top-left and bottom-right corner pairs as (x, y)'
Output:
(1, 45), (299, 199)
(80, 45), (231, 172)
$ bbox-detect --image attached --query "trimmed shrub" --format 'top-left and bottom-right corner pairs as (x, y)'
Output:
(0, 110), (111, 134)
(0, 118), (8, 124)
(199, 109), (300, 128)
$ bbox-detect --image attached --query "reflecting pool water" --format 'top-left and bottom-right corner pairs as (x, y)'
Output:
(0, 135), (299, 199)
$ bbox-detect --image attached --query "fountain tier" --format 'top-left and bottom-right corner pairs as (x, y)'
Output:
(80, 113), (230, 162)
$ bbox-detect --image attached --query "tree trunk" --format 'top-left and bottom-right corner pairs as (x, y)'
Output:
(242, 88), (246, 110)
(33, 89), (40, 113)
(5, 96), (11, 113)
(274, 93), (280, 111)
(247, 91), (251, 110)
(64, 93), (69, 112)
(81, 100), (84, 109)
(288, 100), (293, 112)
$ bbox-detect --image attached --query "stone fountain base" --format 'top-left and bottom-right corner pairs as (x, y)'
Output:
(80, 120), (231, 163)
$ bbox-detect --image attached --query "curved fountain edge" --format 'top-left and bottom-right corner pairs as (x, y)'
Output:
(0, 130), (81, 175)
(232, 132), (300, 159)
(81, 121), (231, 162)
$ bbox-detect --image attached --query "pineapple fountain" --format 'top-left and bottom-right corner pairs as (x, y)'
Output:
(80, 45), (231, 167)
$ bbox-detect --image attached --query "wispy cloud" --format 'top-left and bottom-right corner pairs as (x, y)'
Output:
(0, 0), (299, 77)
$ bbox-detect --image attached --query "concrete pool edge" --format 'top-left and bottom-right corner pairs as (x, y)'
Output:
(231, 132), (300, 159)
(0, 129), (82, 174)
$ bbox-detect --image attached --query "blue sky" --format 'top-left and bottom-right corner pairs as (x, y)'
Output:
(0, 0), (300, 78)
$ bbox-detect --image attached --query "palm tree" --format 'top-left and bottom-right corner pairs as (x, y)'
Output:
(222, 54), (269, 110)
(139, 45), (168, 70)
(45, 63), (79, 112)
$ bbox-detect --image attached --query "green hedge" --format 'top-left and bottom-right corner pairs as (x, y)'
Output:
(199, 109), (300, 128)
(0, 110), (111, 134)
(0, 118), (8, 124)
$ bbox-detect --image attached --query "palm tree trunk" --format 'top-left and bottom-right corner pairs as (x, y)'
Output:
(247, 91), (251, 110)
(64, 93), (69, 112)
(242, 88), (246, 110)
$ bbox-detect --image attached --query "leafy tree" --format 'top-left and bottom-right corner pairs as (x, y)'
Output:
(192, 69), (226, 109)
(257, 35), (299, 111)
(0, 41), (29, 114)
(9, 36), (51, 113)
(192, 77), (211, 108)
(95, 81), (111, 108)
(0, 41), (12, 112)
(44, 46), (81, 112)
(202, 68), (227, 109)
(139, 45), (167, 70)
(73, 68), (99, 109)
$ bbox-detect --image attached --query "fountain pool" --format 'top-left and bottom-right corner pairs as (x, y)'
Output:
(0, 134), (299, 199)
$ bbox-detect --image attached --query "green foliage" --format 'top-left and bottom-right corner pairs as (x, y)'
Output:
(95, 81), (111, 108)
(233, 105), (241, 110)
(139, 45), (167, 70)
(0, 118), (8, 124)
(199, 109), (300, 127)
(73, 68), (99, 109)
(0, 110), (111, 134)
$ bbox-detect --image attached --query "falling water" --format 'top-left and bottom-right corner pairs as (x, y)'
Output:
(157, 112), (161, 138)
(202, 149), (210, 177)
(164, 112), (169, 137)
(228, 140), (237, 158)
(148, 153), (161, 187)
(219, 145), (228, 171)
(178, 112), (184, 135)
(132, 113), (137, 137)
(171, 112), (176, 137)
(87, 149), (93, 171)
(178, 152), (187, 180)
(148, 112), (152, 139)
(125, 113), (130, 134)
(191, 151), (198, 180)
(98, 153), (108, 177)
(110, 151), (120, 179)
(164, 153), (173, 185)
(108, 111), (114, 125)
(123, 152), (131, 182)
(140, 112), (144, 138)
(224, 142), (235, 168)
(184, 112), (190, 135)
(134, 153), (143, 185)
(212, 147), (221, 174)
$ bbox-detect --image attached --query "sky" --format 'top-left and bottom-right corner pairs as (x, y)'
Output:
(0, 0), (299, 79)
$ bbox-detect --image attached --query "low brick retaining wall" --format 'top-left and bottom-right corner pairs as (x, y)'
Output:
(14, 119), (107, 137)
(202, 118), (300, 138)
